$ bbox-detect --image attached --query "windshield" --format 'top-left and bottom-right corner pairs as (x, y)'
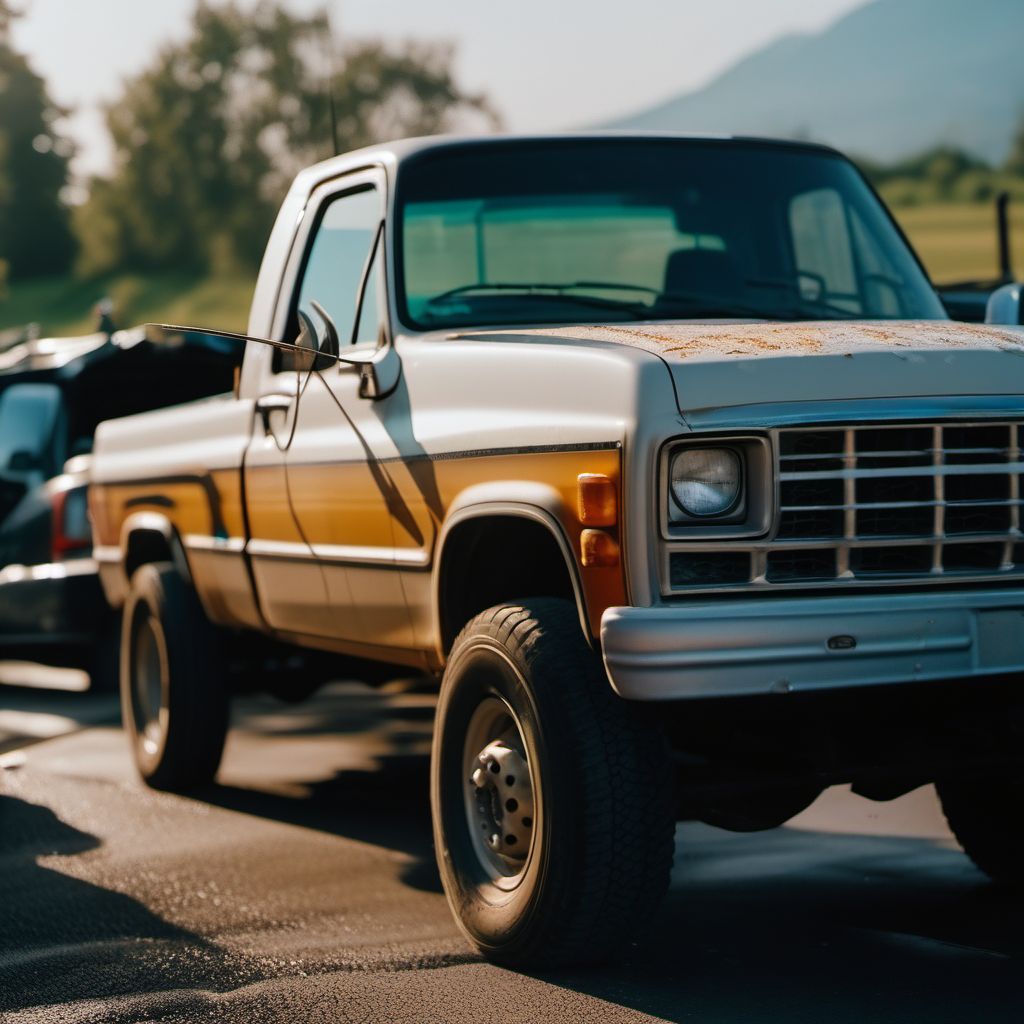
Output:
(396, 140), (946, 329)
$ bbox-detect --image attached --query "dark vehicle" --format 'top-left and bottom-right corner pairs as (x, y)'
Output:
(0, 327), (240, 688)
(937, 192), (1022, 323)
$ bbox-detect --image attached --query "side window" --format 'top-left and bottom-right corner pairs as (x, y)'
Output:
(279, 187), (380, 369)
(789, 188), (860, 313)
(850, 209), (904, 316)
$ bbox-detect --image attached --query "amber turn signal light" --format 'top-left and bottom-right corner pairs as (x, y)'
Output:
(577, 473), (617, 527)
(580, 528), (619, 567)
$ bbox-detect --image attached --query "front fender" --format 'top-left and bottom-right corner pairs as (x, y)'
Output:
(432, 486), (590, 659)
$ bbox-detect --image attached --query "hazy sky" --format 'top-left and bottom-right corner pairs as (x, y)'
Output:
(12, 0), (869, 180)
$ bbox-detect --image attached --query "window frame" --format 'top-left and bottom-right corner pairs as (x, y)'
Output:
(390, 139), (946, 333)
(266, 168), (392, 380)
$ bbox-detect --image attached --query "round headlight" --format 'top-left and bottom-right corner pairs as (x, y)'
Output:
(670, 447), (742, 518)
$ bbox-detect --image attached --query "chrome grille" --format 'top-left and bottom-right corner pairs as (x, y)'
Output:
(665, 421), (1024, 593)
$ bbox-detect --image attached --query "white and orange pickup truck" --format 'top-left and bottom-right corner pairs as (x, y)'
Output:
(90, 134), (1024, 966)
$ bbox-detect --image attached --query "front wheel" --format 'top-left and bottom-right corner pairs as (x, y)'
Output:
(431, 599), (675, 968)
(121, 562), (229, 791)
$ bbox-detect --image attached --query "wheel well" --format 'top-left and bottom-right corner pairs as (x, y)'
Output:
(438, 515), (582, 652)
(124, 528), (176, 580)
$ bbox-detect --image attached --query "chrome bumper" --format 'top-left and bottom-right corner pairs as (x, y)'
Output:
(601, 588), (1024, 701)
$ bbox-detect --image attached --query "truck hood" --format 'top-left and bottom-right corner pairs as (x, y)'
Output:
(496, 320), (1024, 423)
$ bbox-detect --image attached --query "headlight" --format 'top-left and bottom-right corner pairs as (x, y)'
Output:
(670, 447), (742, 518)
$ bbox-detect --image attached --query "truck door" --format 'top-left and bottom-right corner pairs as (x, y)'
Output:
(247, 170), (418, 654)
(243, 325), (334, 636)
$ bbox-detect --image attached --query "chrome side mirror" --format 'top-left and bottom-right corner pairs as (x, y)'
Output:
(985, 283), (1024, 325)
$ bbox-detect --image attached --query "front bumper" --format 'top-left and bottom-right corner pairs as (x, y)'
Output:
(0, 558), (106, 659)
(601, 587), (1024, 701)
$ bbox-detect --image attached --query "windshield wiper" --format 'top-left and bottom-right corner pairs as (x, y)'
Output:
(423, 282), (653, 319)
(426, 281), (660, 304)
(657, 289), (862, 322)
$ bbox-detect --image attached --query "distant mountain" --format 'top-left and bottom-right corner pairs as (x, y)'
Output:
(605, 0), (1024, 164)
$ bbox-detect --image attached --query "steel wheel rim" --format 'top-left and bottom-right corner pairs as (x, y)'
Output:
(132, 612), (167, 757)
(462, 695), (537, 888)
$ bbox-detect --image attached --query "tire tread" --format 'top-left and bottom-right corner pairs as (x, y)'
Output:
(446, 598), (674, 966)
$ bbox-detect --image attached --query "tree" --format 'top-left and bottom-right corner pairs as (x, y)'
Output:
(0, 1), (76, 278)
(77, 1), (497, 277)
(1005, 113), (1024, 178)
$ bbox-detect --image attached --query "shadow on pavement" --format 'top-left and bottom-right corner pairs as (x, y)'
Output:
(537, 825), (1024, 1024)
(193, 682), (443, 893)
(0, 793), (266, 1014)
(189, 684), (1024, 1022)
(200, 749), (442, 894)
(27, 679), (1007, 1022)
(0, 679), (119, 755)
(193, 689), (1024, 1022)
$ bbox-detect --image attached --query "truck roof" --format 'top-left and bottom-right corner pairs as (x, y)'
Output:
(294, 132), (848, 190)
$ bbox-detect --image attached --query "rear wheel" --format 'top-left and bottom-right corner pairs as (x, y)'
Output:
(121, 562), (228, 790)
(431, 599), (675, 967)
(937, 775), (1024, 887)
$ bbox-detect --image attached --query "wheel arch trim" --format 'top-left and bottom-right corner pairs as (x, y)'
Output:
(101, 512), (192, 607)
(432, 489), (590, 659)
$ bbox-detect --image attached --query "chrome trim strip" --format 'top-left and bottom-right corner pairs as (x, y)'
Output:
(247, 537), (429, 567)
(668, 531), (1022, 552)
(779, 460), (1024, 482)
(0, 558), (98, 586)
(92, 545), (121, 565)
(183, 534), (246, 554)
(247, 539), (313, 561)
(312, 542), (430, 567)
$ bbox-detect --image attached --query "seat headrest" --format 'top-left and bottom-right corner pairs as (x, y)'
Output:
(663, 248), (742, 301)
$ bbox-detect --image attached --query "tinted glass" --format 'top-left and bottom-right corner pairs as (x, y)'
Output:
(397, 141), (945, 329)
(291, 187), (379, 352)
(353, 235), (385, 347)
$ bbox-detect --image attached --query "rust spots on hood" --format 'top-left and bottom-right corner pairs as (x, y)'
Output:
(468, 320), (1024, 363)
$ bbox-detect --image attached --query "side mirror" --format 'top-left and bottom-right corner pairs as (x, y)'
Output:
(309, 300), (340, 368)
(985, 283), (1024, 326)
(295, 305), (340, 372)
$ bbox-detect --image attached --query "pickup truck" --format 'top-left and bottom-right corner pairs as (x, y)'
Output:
(91, 134), (1024, 967)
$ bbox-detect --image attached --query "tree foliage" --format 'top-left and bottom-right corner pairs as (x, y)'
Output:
(77, 1), (497, 277)
(859, 133), (1024, 209)
(1006, 113), (1024, 179)
(0, 0), (76, 278)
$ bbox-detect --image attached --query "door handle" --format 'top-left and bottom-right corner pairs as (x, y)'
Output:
(255, 393), (294, 433)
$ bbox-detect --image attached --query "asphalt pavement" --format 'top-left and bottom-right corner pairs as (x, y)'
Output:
(1, 669), (1023, 1023)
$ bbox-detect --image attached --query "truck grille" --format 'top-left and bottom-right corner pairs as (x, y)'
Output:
(666, 421), (1024, 592)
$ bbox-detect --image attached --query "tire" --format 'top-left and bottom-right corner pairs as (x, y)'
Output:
(121, 562), (228, 791)
(430, 599), (675, 968)
(937, 776), (1024, 888)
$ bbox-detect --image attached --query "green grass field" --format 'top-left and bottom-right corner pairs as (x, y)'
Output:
(0, 270), (254, 338)
(1, 202), (1022, 339)
(894, 202), (1024, 283)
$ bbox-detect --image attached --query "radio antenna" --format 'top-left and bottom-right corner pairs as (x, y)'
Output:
(328, 84), (339, 155)
(323, 19), (339, 155)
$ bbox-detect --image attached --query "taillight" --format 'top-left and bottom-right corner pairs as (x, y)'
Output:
(52, 486), (91, 561)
